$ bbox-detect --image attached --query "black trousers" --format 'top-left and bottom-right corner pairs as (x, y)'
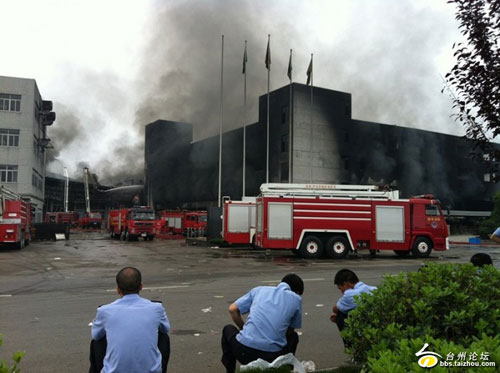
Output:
(335, 310), (349, 332)
(89, 332), (170, 373)
(335, 310), (351, 347)
(220, 325), (299, 373)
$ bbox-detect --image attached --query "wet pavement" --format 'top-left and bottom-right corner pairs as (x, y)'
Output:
(0, 232), (498, 372)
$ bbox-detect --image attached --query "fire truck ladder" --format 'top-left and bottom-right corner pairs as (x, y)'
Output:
(64, 167), (69, 213)
(260, 183), (400, 199)
(84, 168), (91, 214)
(0, 185), (22, 216)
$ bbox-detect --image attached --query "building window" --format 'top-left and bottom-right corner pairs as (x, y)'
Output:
(0, 129), (20, 147)
(32, 169), (43, 191)
(280, 162), (289, 182)
(342, 156), (350, 170)
(0, 165), (18, 182)
(0, 93), (21, 112)
(281, 105), (288, 124)
(484, 173), (496, 182)
(281, 134), (289, 153)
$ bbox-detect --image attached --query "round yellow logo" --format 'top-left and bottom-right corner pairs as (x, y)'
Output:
(418, 355), (439, 368)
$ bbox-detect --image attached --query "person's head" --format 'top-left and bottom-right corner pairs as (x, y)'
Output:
(470, 253), (493, 267)
(281, 273), (304, 295)
(116, 267), (142, 295)
(334, 269), (359, 290)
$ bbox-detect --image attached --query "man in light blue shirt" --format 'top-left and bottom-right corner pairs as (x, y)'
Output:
(221, 273), (304, 373)
(90, 267), (170, 373)
(490, 227), (500, 244)
(330, 269), (376, 334)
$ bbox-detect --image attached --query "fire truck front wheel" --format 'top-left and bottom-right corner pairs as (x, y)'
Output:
(325, 236), (350, 259)
(299, 236), (324, 259)
(412, 237), (433, 258)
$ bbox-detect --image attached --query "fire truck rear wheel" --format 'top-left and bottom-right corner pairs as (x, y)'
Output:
(412, 237), (433, 258)
(299, 236), (324, 259)
(325, 236), (350, 259)
(15, 235), (25, 250)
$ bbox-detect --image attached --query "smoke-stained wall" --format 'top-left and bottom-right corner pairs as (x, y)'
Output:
(145, 119), (265, 209)
(145, 84), (499, 211)
(145, 120), (193, 209)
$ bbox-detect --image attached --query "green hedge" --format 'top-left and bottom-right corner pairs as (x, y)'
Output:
(342, 263), (500, 371)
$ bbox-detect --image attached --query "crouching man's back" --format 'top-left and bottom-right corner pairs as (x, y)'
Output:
(90, 267), (170, 373)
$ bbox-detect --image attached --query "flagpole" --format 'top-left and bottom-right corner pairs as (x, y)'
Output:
(309, 53), (313, 184)
(288, 49), (293, 183)
(218, 35), (224, 208)
(266, 34), (270, 184)
(242, 40), (247, 197)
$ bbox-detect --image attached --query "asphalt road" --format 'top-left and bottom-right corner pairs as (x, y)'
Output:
(0, 232), (498, 372)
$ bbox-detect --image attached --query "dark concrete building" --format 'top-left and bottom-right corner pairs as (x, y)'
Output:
(145, 83), (499, 212)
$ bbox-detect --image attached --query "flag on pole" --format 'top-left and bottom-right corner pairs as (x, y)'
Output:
(287, 49), (292, 81)
(306, 55), (313, 85)
(265, 36), (271, 70)
(242, 42), (248, 74)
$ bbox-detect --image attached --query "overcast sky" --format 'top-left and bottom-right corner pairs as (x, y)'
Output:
(0, 0), (463, 184)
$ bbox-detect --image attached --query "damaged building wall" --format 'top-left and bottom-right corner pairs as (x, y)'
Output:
(145, 83), (499, 212)
(145, 119), (265, 209)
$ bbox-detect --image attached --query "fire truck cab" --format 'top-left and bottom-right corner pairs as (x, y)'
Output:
(109, 206), (156, 241)
(255, 183), (449, 259)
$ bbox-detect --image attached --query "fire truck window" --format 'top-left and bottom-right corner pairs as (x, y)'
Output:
(426, 205), (439, 216)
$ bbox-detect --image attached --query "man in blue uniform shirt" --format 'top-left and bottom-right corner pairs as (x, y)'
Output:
(221, 273), (304, 373)
(330, 269), (376, 336)
(89, 267), (170, 373)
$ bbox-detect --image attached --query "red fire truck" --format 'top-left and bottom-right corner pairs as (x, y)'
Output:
(0, 186), (32, 249)
(254, 183), (449, 259)
(45, 211), (79, 226)
(109, 206), (156, 241)
(156, 210), (185, 236)
(80, 212), (103, 229)
(184, 211), (207, 236)
(222, 198), (256, 245)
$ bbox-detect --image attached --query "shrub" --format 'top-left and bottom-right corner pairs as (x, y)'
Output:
(0, 334), (24, 373)
(479, 192), (500, 238)
(342, 263), (500, 369)
(366, 335), (500, 373)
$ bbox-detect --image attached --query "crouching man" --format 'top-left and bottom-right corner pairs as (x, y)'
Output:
(89, 267), (170, 373)
(330, 269), (376, 345)
(221, 273), (304, 373)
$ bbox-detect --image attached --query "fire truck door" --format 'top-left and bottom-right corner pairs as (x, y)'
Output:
(375, 205), (405, 242)
(228, 205), (250, 233)
(268, 203), (293, 239)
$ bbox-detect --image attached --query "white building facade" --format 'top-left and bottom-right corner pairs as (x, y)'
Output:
(0, 76), (55, 222)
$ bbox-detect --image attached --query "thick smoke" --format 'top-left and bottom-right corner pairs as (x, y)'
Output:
(48, 0), (461, 187)
(133, 1), (303, 141)
(46, 103), (86, 168)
